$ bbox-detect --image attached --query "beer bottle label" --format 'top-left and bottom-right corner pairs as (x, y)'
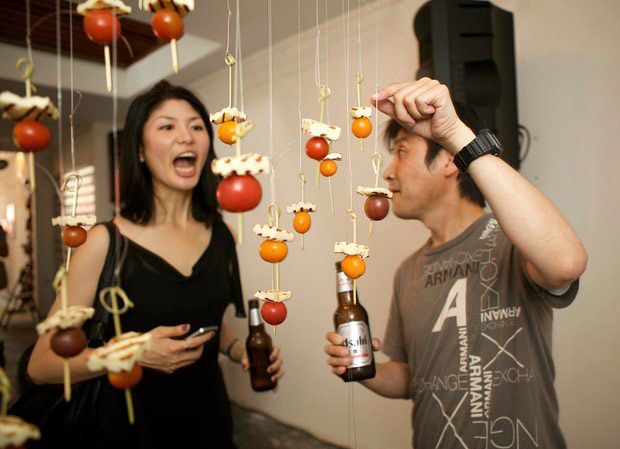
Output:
(249, 307), (261, 326)
(337, 271), (354, 293)
(337, 321), (373, 368)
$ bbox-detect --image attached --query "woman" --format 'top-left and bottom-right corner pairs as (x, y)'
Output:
(27, 81), (284, 448)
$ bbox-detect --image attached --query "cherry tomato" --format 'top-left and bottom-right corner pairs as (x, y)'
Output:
(364, 195), (390, 221)
(13, 120), (51, 153)
(217, 120), (237, 145)
(151, 9), (184, 41)
(216, 174), (262, 212)
(83, 10), (121, 45)
(293, 211), (311, 234)
(305, 137), (329, 161)
(108, 363), (143, 389)
(352, 117), (372, 139)
(341, 255), (366, 279)
(51, 327), (87, 358)
(319, 159), (337, 177)
(261, 301), (287, 326)
(259, 240), (288, 263)
(62, 226), (87, 248)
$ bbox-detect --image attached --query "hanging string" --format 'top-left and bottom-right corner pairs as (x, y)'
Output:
(314, 0), (321, 89)
(324, 0), (329, 122)
(297, 0), (303, 172)
(225, 0), (232, 56)
(268, 0), (276, 206)
(357, 0), (363, 76)
(344, 0), (353, 213)
(68, 0), (76, 172)
(368, 0), (382, 237)
(55, 0), (65, 216)
(234, 0), (244, 114)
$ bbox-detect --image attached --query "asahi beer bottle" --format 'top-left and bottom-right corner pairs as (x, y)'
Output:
(334, 262), (376, 382)
(246, 299), (277, 392)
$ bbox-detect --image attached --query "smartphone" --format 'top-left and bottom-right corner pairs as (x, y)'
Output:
(185, 325), (219, 340)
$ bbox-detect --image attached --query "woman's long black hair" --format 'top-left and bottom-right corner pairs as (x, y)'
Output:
(120, 80), (221, 225)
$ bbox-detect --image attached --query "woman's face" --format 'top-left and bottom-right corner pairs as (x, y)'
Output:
(141, 99), (210, 193)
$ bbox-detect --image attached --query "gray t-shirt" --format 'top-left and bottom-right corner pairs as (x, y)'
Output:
(383, 214), (578, 449)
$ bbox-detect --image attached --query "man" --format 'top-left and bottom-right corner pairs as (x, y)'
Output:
(324, 78), (587, 449)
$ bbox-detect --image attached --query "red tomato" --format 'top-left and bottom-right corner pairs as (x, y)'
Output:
(13, 120), (51, 153)
(216, 174), (262, 212)
(62, 226), (87, 248)
(364, 195), (390, 221)
(108, 363), (143, 389)
(305, 137), (329, 161)
(83, 10), (121, 45)
(261, 301), (287, 326)
(151, 9), (184, 41)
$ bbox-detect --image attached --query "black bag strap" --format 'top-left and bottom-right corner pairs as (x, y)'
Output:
(85, 221), (127, 346)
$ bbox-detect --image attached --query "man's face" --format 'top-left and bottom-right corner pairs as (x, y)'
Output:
(382, 129), (449, 220)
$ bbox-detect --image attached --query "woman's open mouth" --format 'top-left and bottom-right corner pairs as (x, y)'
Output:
(173, 152), (198, 177)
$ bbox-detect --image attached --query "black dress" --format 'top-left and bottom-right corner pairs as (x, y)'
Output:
(110, 218), (245, 448)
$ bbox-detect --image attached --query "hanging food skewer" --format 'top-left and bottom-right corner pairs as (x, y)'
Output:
(0, 368), (41, 449)
(78, 0), (131, 92)
(144, 0), (194, 74)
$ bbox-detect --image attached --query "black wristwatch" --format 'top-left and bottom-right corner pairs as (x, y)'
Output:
(453, 129), (503, 172)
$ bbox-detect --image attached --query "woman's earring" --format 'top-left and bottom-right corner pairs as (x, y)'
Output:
(139, 154), (145, 163)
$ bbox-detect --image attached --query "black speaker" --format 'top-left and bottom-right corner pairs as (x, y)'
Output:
(414, 0), (519, 169)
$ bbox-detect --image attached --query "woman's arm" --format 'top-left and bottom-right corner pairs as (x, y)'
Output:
(27, 225), (110, 385)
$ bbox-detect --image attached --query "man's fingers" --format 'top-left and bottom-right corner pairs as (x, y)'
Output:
(327, 356), (352, 367)
(372, 338), (382, 351)
(326, 332), (344, 345)
(267, 358), (283, 374)
(373, 98), (396, 119)
(269, 345), (280, 362)
(372, 82), (415, 102)
(332, 366), (346, 376)
(324, 344), (350, 358)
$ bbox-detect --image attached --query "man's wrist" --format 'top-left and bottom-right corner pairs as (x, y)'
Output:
(444, 123), (476, 156)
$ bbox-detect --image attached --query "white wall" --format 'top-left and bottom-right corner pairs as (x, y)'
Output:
(188, 0), (620, 448)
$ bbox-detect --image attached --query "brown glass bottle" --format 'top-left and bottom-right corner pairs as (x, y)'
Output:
(246, 299), (277, 392)
(334, 262), (376, 382)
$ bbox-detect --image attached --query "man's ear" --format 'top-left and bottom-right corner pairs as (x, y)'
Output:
(439, 149), (459, 178)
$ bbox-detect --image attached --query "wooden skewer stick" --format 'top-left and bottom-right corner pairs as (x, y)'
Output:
(328, 177), (334, 215)
(28, 152), (36, 192)
(104, 46), (112, 92)
(171, 39), (179, 75)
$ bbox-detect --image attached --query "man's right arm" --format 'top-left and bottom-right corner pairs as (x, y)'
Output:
(324, 332), (410, 399)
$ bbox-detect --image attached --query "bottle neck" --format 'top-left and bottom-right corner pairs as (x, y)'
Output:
(336, 270), (357, 306)
(249, 306), (263, 329)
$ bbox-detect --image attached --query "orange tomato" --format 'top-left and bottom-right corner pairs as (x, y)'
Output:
(352, 117), (372, 139)
(217, 120), (237, 145)
(293, 211), (311, 234)
(319, 159), (337, 177)
(259, 239), (288, 263)
(108, 363), (143, 389)
(341, 255), (366, 279)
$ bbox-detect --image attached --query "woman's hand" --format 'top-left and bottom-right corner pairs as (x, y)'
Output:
(140, 324), (215, 374)
(233, 342), (285, 391)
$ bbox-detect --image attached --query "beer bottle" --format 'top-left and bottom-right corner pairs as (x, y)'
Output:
(334, 262), (376, 382)
(246, 299), (277, 392)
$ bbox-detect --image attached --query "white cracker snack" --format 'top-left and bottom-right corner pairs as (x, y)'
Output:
(356, 186), (393, 198)
(87, 332), (152, 373)
(349, 106), (373, 119)
(52, 215), (97, 227)
(252, 224), (294, 242)
(209, 107), (247, 125)
(254, 290), (292, 302)
(286, 202), (317, 214)
(0, 92), (59, 122)
(211, 153), (269, 177)
(334, 241), (370, 259)
(0, 416), (40, 447)
(77, 0), (132, 15)
(301, 118), (342, 141)
(145, 0), (194, 15)
(323, 152), (342, 161)
(36, 306), (95, 335)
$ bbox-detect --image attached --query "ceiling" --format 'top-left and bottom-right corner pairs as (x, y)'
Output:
(0, 0), (365, 99)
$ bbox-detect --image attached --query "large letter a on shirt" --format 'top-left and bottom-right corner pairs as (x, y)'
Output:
(432, 278), (467, 332)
